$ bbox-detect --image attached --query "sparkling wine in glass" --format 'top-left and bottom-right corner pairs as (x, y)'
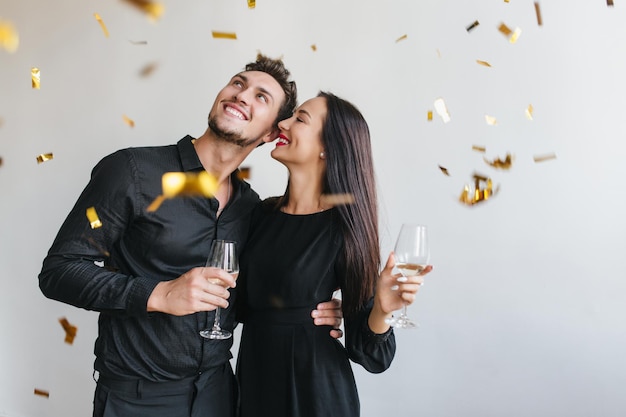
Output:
(386, 224), (430, 329)
(199, 240), (239, 340)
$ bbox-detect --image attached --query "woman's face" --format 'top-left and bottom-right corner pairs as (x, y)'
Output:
(271, 96), (327, 167)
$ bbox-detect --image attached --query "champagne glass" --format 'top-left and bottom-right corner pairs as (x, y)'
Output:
(386, 224), (430, 329)
(199, 240), (239, 340)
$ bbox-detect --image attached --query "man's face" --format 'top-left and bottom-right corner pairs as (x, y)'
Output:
(208, 70), (286, 147)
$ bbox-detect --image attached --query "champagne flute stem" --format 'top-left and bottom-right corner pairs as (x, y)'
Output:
(212, 307), (223, 331)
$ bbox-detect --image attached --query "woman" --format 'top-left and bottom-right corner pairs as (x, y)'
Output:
(236, 92), (432, 416)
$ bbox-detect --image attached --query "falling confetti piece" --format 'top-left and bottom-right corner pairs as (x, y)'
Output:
(395, 34), (408, 43)
(139, 62), (158, 77)
(607, 0), (614, 5)
(485, 115), (498, 126)
(212, 31), (237, 40)
(533, 153), (556, 162)
(466, 20), (480, 32)
(484, 153), (513, 170)
(248, 0), (256, 8)
(129, 40), (148, 45)
(121, 0), (165, 21)
(427, 110), (433, 121)
(310, 44), (317, 52)
(320, 193), (355, 207)
(0, 157), (3, 167)
(0, 19), (19, 53)
(122, 115), (135, 128)
(58, 317), (78, 344)
(147, 172), (219, 212)
(472, 145), (486, 153)
(434, 98), (451, 123)
(476, 60), (492, 67)
(31, 67), (40, 89)
(237, 167), (251, 180)
(86, 236), (111, 257)
(0, 116), (4, 127)
(504, 0), (510, 3)
(34, 389), (50, 398)
(498, 23), (513, 37)
(534, 2), (543, 26)
(86, 207), (103, 229)
(459, 173), (499, 206)
(36, 153), (53, 164)
(94, 13), (109, 38)
(525, 104), (534, 120)
(498, 22), (522, 43)
(438, 165), (450, 176)
(509, 27), (522, 43)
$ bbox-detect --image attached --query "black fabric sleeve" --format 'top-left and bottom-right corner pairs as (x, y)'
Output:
(38, 150), (158, 317)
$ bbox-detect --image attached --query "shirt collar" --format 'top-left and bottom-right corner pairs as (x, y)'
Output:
(177, 135), (204, 172)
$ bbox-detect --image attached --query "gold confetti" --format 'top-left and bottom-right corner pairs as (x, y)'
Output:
(484, 153), (513, 170)
(534, 2), (543, 26)
(438, 165), (450, 176)
(498, 22), (522, 43)
(320, 193), (355, 207)
(498, 23), (513, 37)
(459, 173), (499, 206)
(0, 157), (3, 167)
(485, 115), (498, 126)
(86, 236), (110, 257)
(122, 115), (135, 128)
(504, 0), (510, 3)
(395, 34), (408, 43)
(36, 153), (53, 164)
(427, 110), (433, 121)
(466, 20), (480, 32)
(434, 98), (451, 123)
(34, 388), (50, 398)
(533, 153), (556, 163)
(476, 60), (491, 67)
(94, 13), (109, 38)
(212, 31), (237, 40)
(237, 167), (251, 180)
(472, 145), (486, 153)
(310, 44), (317, 52)
(607, 0), (614, 6)
(525, 104), (534, 120)
(0, 19), (19, 53)
(248, 0), (256, 8)
(58, 317), (78, 344)
(147, 172), (219, 212)
(139, 62), (158, 77)
(129, 40), (148, 45)
(31, 67), (40, 89)
(121, 0), (165, 21)
(509, 27), (522, 43)
(86, 207), (103, 229)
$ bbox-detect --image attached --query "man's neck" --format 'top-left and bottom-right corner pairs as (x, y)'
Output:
(193, 131), (254, 183)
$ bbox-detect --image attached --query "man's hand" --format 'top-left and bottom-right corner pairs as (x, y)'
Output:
(312, 298), (344, 339)
(147, 267), (237, 316)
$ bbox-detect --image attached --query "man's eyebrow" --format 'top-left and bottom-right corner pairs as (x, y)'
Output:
(234, 73), (275, 102)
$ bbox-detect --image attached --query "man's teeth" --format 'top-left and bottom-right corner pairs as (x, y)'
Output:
(226, 106), (245, 119)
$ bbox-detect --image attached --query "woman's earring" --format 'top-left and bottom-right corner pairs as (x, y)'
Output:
(320, 152), (325, 159)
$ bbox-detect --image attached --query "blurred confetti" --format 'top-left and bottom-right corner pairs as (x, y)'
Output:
(0, 19), (19, 53)
(310, 44), (317, 51)
(86, 207), (103, 229)
(94, 13), (109, 38)
(438, 165), (450, 176)
(525, 104), (534, 120)
(534, 2), (543, 26)
(212, 31), (237, 40)
(121, 0), (164, 21)
(147, 172), (219, 212)
(0, 156), (3, 167)
(123, 115), (135, 128)
(533, 153), (556, 163)
(36, 153), (53, 164)
(129, 40), (148, 45)
(472, 145), (486, 153)
(320, 193), (355, 207)
(31, 67), (40, 89)
(476, 60), (491, 67)
(237, 167), (251, 180)
(139, 62), (158, 77)
(607, 0), (614, 6)
(498, 22), (522, 43)
(248, 0), (256, 8)
(485, 115), (498, 126)
(466, 20), (480, 32)
(459, 173), (498, 206)
(395, 34), (408, 43)
(434, 98), (451, 123)
(484, 153), (513, 170)
(427, 110), (433, 121)
(59, 317), (78, 344)
(34, 388), (49, 398)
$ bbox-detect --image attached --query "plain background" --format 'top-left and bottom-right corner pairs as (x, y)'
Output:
(1, 1), (625, 416)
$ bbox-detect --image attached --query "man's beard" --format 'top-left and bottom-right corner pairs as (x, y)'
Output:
(208, 115), (258, 148)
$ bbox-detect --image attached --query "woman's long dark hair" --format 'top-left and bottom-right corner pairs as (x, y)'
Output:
(316, 92), (380, 317)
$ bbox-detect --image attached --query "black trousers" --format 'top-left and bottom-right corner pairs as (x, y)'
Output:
(93, 363), (236, 417)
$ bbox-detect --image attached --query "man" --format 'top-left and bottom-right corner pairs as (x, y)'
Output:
(38, 54), (341, 417)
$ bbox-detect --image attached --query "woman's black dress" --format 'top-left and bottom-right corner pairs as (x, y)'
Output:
(236, 201), (396, 417)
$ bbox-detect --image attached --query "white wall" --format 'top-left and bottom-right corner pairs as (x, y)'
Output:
(1, 1), (625, 416)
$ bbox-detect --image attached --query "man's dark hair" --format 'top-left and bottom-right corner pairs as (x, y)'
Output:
(245, 53), (298, 127)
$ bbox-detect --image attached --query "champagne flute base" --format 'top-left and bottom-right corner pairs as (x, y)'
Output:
(386, 315), (418, 329)
(199, 329), (232, 340)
